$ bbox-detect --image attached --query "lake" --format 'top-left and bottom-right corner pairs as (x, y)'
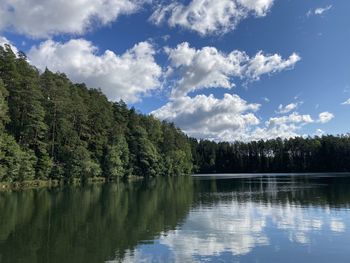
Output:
(1, 173), (350, 262)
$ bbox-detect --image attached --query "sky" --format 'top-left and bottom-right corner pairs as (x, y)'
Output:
(0, 0), (349, 142)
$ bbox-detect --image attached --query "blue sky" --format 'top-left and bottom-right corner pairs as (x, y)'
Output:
(0, 0), (349, 141)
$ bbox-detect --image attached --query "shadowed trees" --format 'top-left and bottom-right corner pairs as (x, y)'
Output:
(191, 136), (350, 173)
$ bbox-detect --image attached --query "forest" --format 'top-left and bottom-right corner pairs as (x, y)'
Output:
(191, 136), (350, 173)
(0, 44), (193, 182)
(1, 44), (350, 182)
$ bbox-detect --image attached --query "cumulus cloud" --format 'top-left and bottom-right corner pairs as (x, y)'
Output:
(268, 112), (314, 125)
(153, 90), (335, 141)
(0, 0), (147, 38)
(165, 43), (243, 98)
(152, 93), (260, 141)
(307, 5), (333, 17)
(251, 111), (333, 141)
(318, 111), (334, 123)
(244, 52), (301, 81)
(28, 39), (162, 103)
(166, 42), (300, 98)
(276, 102), (301, 114)
(150, 0), (275, 35)
(246, 111), (333, 141)
(151, 91), (332, 141)
(250, 112), (314, 140)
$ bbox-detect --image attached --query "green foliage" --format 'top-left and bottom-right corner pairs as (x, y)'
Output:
(105, 145), (124, 178)
(0, 75), (37, 182)
(0, 79), (9, 131)
(104, 133), (129, 179)
(160, 122), (193, 176)
(0, 133), (36, 182)
(134, 127), (162, 177)
(0, 46), (194, 181)
(67, 145), (102, 180)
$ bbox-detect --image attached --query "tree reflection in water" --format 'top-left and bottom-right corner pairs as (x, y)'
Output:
(1, 174), (350, 263)
(0, 176), (193, 263)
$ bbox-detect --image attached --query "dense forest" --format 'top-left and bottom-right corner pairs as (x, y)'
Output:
(0, 44), (193, 182)
(1, 44), (350, 183)
(191, 136), (350, 173)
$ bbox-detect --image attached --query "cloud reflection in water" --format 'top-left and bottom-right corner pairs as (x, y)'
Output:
(120, 176), (350, 263)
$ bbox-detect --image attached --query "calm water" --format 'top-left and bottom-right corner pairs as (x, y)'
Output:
(1, 174), (350, 263)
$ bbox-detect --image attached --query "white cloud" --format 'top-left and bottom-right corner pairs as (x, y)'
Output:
(0, 0), (147, 38)
(152, 93), (260, 141)
(165, 43), (243, 98)
(315, 5), (333, 15)
(268, 112), (314, 125)
(28, 39), (162, 103)
(0, 35), (8, 46)
(318, 111), (334, 123)
(0, 35), (18, 54)
(250, 112), (314, 140)
(250, 112), (334, 141)
(153, 89), (336, 141)
(151, 91), (331, 141)
(150, 0), (275, 36)
(237, 0), (275, 16)
(276, 102), (301, 114)
(307, 5), (332, 17)
(166, 42), (300, 98)
(341, 98), (350, 105)
(244, 52), (301, 81)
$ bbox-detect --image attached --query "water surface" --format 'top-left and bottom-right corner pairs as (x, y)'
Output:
(0, 174), (350, 262)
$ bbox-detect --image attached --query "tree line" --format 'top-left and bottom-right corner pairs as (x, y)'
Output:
(190, 136), (350, 173)
(0, 45), (192, 182)
(1, 44), (350, 182)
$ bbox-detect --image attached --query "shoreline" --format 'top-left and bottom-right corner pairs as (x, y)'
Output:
(0, 177), (107, 191)
(0, 175), (147, 191)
